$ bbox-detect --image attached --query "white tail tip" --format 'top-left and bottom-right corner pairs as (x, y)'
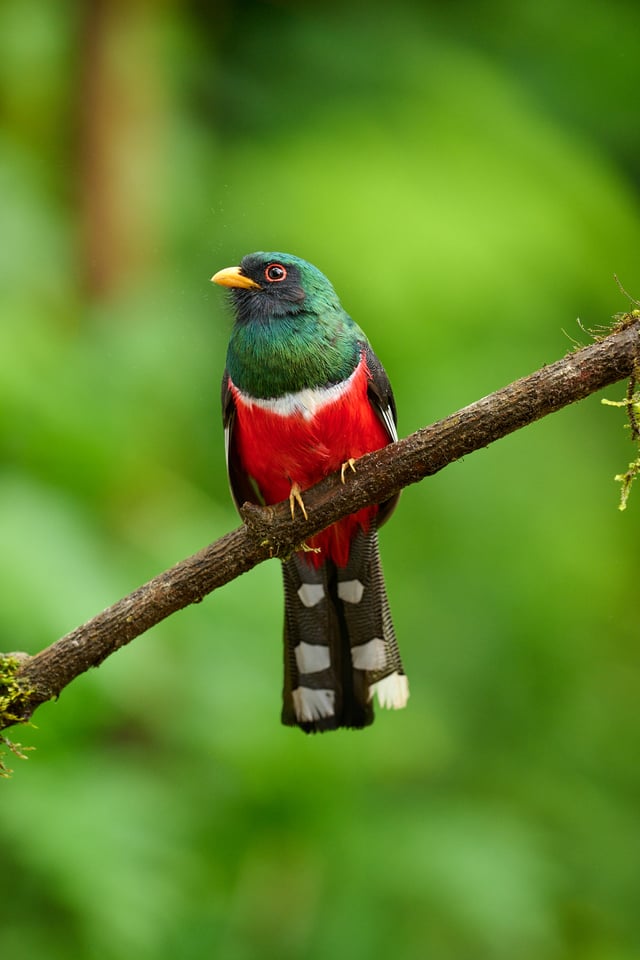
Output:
(369, 672), (409, 710)
(292, 686), (336, 722)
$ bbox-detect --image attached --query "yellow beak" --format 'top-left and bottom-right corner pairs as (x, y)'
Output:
(210, 265), (262, 290)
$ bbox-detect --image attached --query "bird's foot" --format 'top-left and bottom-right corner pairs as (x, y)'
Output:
(340, 458), (357, 483)
(289, 482), (308, 520)
(299, 541), (321, 554)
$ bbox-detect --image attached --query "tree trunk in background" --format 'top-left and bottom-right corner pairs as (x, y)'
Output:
(78, 0), (165, 300)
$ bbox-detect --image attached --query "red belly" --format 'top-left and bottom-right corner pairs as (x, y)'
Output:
(230, 356), (390, 566)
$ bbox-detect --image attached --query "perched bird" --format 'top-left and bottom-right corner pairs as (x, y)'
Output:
(212, 252), (408, 732)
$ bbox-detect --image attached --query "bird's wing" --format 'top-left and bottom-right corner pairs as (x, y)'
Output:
(362, 343), (400, 526)
(221, 371), (264, 511)
(363, 342), (398, 443)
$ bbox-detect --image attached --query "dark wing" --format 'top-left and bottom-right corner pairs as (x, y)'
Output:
(221, 370), (264, 512)
(363, 342), (398, 443)
(362, 342), (400, 527)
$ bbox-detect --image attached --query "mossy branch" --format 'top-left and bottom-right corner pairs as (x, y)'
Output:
(0, 654), (35, 776)
(602, 350), (640, 509)
(2, 315), (639, 737)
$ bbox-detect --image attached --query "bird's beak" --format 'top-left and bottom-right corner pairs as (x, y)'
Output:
(210, 266), (262, 290)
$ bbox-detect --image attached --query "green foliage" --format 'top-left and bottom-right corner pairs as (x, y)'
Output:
(0, 654), (34, 777)
(1, 2), (640, 959)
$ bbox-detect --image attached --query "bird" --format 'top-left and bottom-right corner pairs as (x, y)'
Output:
(212, 251), (408, 732)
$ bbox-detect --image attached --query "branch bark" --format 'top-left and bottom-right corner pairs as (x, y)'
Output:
(2, 317), (639, 730)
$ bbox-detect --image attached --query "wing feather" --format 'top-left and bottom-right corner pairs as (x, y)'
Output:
(362, 343), (400, 526)
(221, 370), (263, 510)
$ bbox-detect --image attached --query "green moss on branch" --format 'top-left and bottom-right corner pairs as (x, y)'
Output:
(0, 654), (35, 777)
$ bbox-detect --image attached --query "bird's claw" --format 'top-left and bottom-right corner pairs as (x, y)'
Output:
(341, 458), (357, 484)
(289, 482), (308, 520)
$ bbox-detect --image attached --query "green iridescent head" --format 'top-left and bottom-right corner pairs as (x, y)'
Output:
(212, 251), (345, 325)
(212, 252), (366, 398)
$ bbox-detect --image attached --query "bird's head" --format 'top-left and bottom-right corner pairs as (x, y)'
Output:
(211, 252), (342, 325)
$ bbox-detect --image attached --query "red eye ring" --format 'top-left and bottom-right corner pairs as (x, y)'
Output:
(265, 263), (287, 282)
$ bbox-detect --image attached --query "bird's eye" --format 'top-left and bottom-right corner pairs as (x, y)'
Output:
(265, 263), (287, 282)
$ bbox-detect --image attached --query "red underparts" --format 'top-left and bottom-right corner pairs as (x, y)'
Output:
(229, 354), (391, 567)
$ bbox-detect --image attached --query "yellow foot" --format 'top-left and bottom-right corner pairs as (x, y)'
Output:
(341, 458), (357, 483)
(289, 482), (308, 520)
(299, 542), (321, 554)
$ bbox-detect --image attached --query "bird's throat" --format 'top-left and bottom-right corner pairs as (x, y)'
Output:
(226, 312), (361, 399)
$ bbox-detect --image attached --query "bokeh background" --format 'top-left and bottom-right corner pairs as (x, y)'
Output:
(2, 2), (640, 958)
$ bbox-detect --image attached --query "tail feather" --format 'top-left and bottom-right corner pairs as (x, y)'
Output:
(281, 524), (408, 733)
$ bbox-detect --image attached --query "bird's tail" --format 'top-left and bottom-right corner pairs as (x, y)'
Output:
(281, 524), (408, 733)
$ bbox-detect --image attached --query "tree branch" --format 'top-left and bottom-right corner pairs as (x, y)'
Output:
(2, 317), (639, 731)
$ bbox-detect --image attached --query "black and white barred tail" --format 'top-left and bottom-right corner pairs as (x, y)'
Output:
(281, 523), (408, 732)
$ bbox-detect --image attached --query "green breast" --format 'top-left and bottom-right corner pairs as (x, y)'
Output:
(227, 310), (363, 399)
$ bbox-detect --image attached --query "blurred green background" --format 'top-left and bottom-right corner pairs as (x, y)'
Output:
(1, 1), (639, 958)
